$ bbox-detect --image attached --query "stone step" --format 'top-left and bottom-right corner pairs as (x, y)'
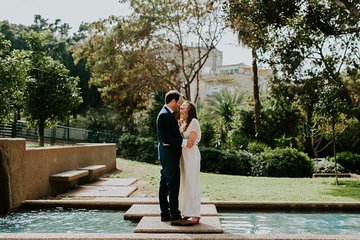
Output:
(59, 185), (138, 198)
(124, 204), (218, 221)
(86, 178), (137, 186)
(78, 165), (107, 181)
(49, 170), (89, 182)
(134, 216), (223, 233)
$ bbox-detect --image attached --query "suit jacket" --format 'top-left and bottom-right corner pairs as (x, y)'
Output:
(156, 106), (182, 166)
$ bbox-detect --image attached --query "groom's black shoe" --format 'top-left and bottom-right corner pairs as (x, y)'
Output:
(161, 216), (171, 222)
(171, 218), (196, 226)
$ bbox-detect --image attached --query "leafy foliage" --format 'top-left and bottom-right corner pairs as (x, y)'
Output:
(200, 147), (253, 176)
(313, 159), (346, 174)
(0, 34), (30, 123)
(329, 152), (360, 174)
(23, 30), (81, 145)
(204, 88), (246, 148)
(247, 141), (271, 155)
(117, 133), (157, 163)
(252, 147), (314, 177)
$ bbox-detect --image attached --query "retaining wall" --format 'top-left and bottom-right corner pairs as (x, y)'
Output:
(0, 138), (116, 213)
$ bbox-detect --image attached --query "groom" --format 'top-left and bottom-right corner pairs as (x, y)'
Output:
(156, 90), (194, 226)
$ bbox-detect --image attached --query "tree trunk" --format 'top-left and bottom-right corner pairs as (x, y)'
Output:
(38, 120), (45, 147)
(252, 48), (261, 139)
(332, 121), (339, 185)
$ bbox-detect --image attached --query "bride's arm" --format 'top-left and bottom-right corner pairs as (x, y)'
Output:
(186, 131), (198, 148)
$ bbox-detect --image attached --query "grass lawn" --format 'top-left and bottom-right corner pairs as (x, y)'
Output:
(110, 158), (360, 202)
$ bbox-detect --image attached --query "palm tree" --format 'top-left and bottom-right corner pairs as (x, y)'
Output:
(206, 88), (245, 147)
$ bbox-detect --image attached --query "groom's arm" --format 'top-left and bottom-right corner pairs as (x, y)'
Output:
(157, 113), (182, 147)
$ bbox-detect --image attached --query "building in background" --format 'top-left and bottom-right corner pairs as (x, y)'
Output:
(189, 48), (272, 103)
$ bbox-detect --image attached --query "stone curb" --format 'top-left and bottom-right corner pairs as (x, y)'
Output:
(23, 199), (360, 211)
(0, 233), (358, 240)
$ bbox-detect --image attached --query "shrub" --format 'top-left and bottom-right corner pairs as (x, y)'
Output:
(117, 133), (157, 163)
(328, 152), (360, 174)
(313, 159), (346, 173)
(200, 120), (216, 147)
(200, 147), (252, 175)
(252, 147), (314, 177)
(247, 141), (271, 155)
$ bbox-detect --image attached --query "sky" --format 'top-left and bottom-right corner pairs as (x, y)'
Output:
(0, 0), (252, 65)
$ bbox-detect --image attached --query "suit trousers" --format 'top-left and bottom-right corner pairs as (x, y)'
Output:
(159, 162), (181, 221)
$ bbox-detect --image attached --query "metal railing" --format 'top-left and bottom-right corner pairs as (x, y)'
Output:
(0, 121), (120, 144)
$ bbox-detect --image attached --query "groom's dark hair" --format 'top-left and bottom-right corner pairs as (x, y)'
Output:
(165, 90), (182, 104)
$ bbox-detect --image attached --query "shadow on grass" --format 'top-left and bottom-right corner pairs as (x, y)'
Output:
(329, 180), (360, 200)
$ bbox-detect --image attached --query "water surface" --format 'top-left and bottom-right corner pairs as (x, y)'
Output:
(0, 208), (136, 233)
(220, 211), (360, 235)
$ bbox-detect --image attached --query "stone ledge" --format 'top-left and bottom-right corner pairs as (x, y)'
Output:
(313, 173), (351, 178)
(124, 204), (218, 221)
(134, 216), (223, 233)
(86, 178), (138, 186)
(78, 165), (106, 182)
(212, 201), (360, 211)
(23, 199), (360, 211)
(59, 186), (138, 198)
(1, 233), (357, 240)
(49, 170), (89, 182)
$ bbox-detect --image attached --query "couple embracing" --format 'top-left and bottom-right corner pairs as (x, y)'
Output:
(156, 90), (201, 226)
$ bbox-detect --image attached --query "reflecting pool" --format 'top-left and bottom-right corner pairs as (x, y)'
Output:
(2, 208), (360, 235)
(0, 208), (137, 233)
(220, 211), (360, 235)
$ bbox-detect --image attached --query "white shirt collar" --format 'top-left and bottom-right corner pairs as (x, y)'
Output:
(165, 104), (174, 113)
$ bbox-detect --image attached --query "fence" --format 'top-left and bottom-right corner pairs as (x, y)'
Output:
(0, 121), (120, 144)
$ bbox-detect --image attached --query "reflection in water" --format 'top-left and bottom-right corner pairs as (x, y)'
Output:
(0, 208), (137, 233)
(220, 212), (360, 235)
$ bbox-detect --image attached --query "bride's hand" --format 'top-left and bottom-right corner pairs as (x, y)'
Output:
(186, 139), (195, 148)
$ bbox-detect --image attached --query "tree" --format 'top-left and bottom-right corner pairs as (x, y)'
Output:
(75, 0), (225, 106)
(23, 31), (81, 146)
(29, 15), (102, 114)
(256, 0), (359, 156)
(225, 0), (297, 139)
(263, 0), (360, 118)
(315, 83), (352, 184)
(206, 88), (245, 147)
(124, 0), (226, 102)
(0, 34), (29, 124)
(1, 18), (100, 116)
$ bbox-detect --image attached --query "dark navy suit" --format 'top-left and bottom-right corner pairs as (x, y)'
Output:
(156, 105), (183, 220)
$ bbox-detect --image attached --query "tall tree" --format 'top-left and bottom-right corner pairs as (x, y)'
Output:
(315, 83), (352, 184)
(123, 0), (226, 102)
(0, 34), (29, 124)
(256, 0), (359, 154)
(29, 15), (102, 113)
(75, 0), (225, 105)
(1, 17), (100, 115)
(225, 0), (297, 138)
(23, 31), (81, 146)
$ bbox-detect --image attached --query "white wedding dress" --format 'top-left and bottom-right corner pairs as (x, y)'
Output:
(179, 118), (201, 218)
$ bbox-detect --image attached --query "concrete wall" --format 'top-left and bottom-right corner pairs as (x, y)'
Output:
(0, 139), (26, 214)
(0, 138), (116, 213)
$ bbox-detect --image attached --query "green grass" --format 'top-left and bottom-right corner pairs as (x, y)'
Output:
(110, 158), (360, 202)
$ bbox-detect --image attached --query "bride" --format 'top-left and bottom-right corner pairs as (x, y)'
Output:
(178, 101), (202, 224)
